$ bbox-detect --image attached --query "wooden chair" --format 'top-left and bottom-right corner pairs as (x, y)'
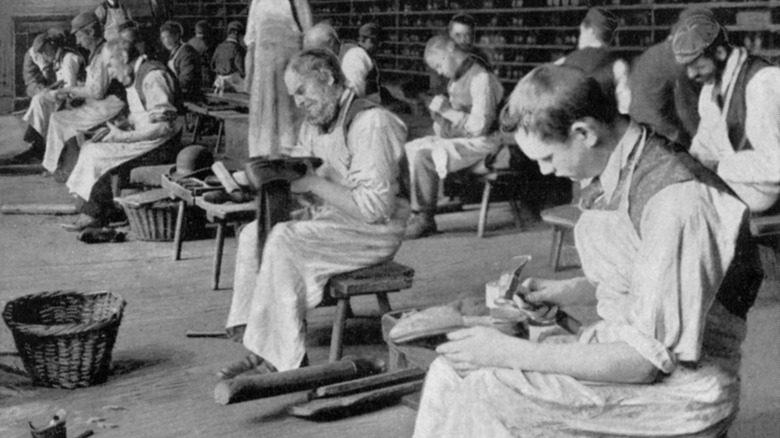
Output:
(540, 204), (581, 271)
(323, 261), (415, 362)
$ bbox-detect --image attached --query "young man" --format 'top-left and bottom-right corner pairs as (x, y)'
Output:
(673, 11), (780, 214)
(220, 49), (409, 376)
(413, 64), (761, 438)
(430, 13), (490, 95)
(64, 38), (182, 230)
(211, 20), (246, 93)
(18, 32), (85, 164)
(340, 23), (382, 102)
(160, 20), (202, 102)
(42, 12), (126, 179)
(404, 35), (504, 239)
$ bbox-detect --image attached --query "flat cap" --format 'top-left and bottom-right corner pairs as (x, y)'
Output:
(359, 23), (380, 39)
(71, 11), (99, 33)
(672, 12), (723, 64)
(227, 20), (244, 33)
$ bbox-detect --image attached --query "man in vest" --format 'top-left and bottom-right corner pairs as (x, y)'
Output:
(211, 20), (246, 93)
(160, 20), (202, 102)
(220, 49), (409, 377)
(63, 38), (182, 231)
(22, 34), (56, 98)
(341, 23), (382, 103)
(42, 12), (126, 180)
(188, 20), (214, 88)
(404, 35), (504, 239)
(16, 32), (86, 164)
(673, 11), (780, 213)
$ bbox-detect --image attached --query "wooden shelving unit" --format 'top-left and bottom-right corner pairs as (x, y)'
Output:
(311, 0), (780, 86)
(171, 0), (251, 36)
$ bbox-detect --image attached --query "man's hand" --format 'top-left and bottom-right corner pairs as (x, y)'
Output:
(428, 94), (450, 114)
(54, 88), (72, 101)
(92, 122), (125, 143)
(289, 160), (321, 194)
(435, 326), (523, 374)
(518, 277), (592, 307)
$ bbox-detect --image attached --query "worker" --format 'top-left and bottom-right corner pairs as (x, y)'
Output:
(628, 7), (709, 147)
(340, 23), (383, 103)
(244, 0), (313, 157)
(220, 49), (409, 377)
(22, 34), (57, 98)
(302, 21), (340, 54)
(558, 7), (630, 114)
(63, 38), (182, 231)
(430, 13), (491, 95)
(673, 11), (780, 214)
(42, 12), (127, 181)
(94, 0), (132, 41)
(211, 21), (246, 93)
(160, 20), (202, 102)
(413, 63), (762, 438)
(404, 35), (504, 239)
(188, 20), (214, 88)
(17, 32), (85, 164)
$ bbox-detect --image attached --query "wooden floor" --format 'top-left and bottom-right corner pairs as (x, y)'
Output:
(1, 172), (779, 437)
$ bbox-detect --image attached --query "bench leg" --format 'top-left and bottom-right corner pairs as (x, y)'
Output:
(477, 180), (493, 238)
(508, 198), (524, 229)
(212, 221), (226, 290)
(172, 200), (186, 261)
(191, 114), (202, 143)
(329, 298), (350, 362)
(215, 120), (225, 155)
(376, 292), (392, 315)
(550, 226), (564, 272)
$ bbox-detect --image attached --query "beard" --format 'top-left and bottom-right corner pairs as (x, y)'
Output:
(305, 89), (341, 128)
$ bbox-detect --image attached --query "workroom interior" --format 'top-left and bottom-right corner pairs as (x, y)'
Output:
(1, 0), (779, 437)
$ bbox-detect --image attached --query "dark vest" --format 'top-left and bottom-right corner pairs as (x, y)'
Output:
(625, 132), (763, 319)
(563, 47), (619, 103)
(134, 60), (183, 112)
(725, 55), (773, 152)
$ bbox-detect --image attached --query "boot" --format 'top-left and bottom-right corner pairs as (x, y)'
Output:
(404, 212), (437, 239)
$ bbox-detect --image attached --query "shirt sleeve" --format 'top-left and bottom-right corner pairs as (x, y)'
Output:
(345, 108), (408, 223)
(341, 48), (373, 98)
(441, 72), (501, 137)
(689, 84), (726, 168)
(615, 183), (745, 372)
(57, 53), (82, 88)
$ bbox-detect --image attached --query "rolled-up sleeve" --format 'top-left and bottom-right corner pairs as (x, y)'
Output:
(345, 108), (408, 223)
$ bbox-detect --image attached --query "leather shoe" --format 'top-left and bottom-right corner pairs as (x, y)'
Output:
(61, 213), (104, 232)
(404, 213), (437, 239)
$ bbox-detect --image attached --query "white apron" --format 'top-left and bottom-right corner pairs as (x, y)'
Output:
(414, 131), (737, 438)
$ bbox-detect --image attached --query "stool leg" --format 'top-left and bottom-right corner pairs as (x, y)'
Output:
(508, 199), (524, 229)
(192, 114), (202, 143)
(329, 298), (349, 362)
(376, 292), (392, 315)
(550, 226), (564, 271)
(477, 181), (493, 238)
(173, 200), (186, 261)
(212, 222), (226, 290)
(215, 120), (225, 155)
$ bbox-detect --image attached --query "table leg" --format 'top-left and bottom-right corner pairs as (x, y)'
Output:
(173, 200), (186, 261)
(212, 221), (226, 290)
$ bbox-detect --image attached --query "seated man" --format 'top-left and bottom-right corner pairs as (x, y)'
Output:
(18, 31), (85, 163)
(221, 48), (409, 376)
(42, 12), (127, 179)
(341, 23), (382, 103)
(211, 20), (246, 93)
(160, 20), (202, 102)
(673, 11), (780, 214)
(22, 34), (56, 98)
(404, 35), (504, 239)
(64, 39), (182, 230)
(413, 64), (762, 437)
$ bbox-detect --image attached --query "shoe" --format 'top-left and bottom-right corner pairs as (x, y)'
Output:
(404, 213), (437, 239)
(217, 353), (277, 379)
(61, 213), (104, 232)
(78, 227), (126, 244)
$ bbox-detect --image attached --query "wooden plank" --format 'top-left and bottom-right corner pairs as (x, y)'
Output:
(289, 380), (423, 419)
(309, 367), (426, 400)
(1, 203), (76, 215)
(750, 215), (780, 237)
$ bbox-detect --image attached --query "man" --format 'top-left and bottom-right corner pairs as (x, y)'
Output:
(220, 49), (409, 376)
(430, 13), (490, 95)
(22, 34), (56, 98)
(413, 64), (761, 438)
(95, 0), (132, 41)
(340, 22), (382, 103)
(64, 38), (182, 230)
(18, 32), (85, 164)
(673, 11), (780, 214)
(557, 7), (630, 114)
(628, 7), (709, 147)
(404, 35), (503, 239)
(188, 20), (214, 88)
(302, 21), (340, 54)
(42, 12), (126, 179)
(160, 20), (202, 102)
(211, 21), (246, 93)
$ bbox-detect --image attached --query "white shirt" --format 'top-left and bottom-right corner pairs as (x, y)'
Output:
(341, 46), (374, 98)
(245, 0), (313, 45)
(56, 52), (83, 88)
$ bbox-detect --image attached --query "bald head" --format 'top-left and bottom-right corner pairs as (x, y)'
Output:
(303, 22), (340, 55)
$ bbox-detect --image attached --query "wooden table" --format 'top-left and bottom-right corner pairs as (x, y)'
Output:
(205, 91), (250, 108)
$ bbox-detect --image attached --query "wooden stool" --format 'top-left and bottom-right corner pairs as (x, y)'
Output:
(477, 169), (527, 238)
(540, 204), (581, 271)
(324, 261), (415, 362)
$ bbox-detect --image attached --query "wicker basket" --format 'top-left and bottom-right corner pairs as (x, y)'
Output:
(117, 197), (179, 241)
(2, 290), (126, 389)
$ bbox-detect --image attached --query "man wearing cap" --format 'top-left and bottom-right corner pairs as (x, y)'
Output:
(15, 32), (86, 164)
(404, 35), (504, 239)
(219, 49), (408, 376)
(160, 20), (202, 102)
(64, 38), (182, 231)
(557, 7), (630, 114)
(22, 34), (57, 98)
(95, 0), (132, 41)
(340, 22), (383, 103)
(211, 21), (246, 93)
(673, 11), (780, 214)
(42, 12), (127, 180)
(430, 14), (491, 96)
(188, 20), (214, 88)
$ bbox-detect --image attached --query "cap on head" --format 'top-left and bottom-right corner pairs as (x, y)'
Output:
(359, 23), (380, 39)
(227, 21), (244, 34)
(71, 11), (99, 34)
(672, 12), (723, 64)
(172, 145), (214, 177)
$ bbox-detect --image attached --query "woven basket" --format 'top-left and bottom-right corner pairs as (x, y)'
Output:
(2, 290), (126, 389)
(117, 198), (179, 241)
